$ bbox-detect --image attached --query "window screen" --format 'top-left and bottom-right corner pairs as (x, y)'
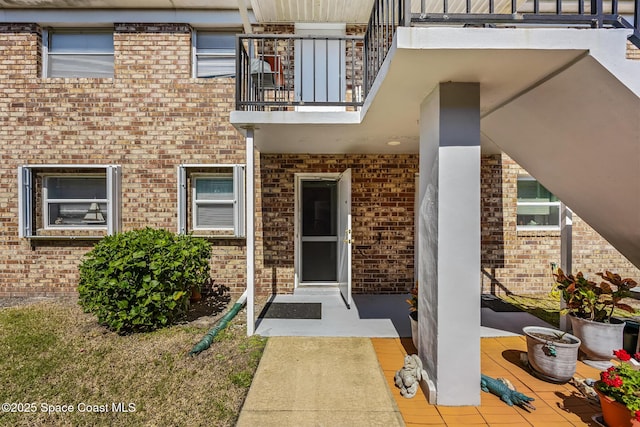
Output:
(47, 31), (114, 78)
(194, 176), (234, 228)
(195, 32), (236, 78)
(45, 176), (108, 227)
(517, 177), (560, 229)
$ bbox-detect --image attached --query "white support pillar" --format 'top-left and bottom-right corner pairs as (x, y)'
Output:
(418, 83), (481, 406)
(246, 128), (255, 336)
(559, 202), (572, 331)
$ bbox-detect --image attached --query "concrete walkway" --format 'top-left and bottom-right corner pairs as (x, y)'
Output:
(253, 293), (554, 338)
(236, 337), (404, 427)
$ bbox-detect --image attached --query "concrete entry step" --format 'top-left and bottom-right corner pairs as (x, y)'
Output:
(293, 285), (340, 296)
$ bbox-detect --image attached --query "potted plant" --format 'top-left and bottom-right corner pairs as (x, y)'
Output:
(554, 269), (637, 368)
(406, 283), (418, 349)
(594, 349), (640, 427)
(523, 326), (581, 383)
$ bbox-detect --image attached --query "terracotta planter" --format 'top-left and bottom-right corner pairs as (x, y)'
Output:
(570, 315), (625, 369)
(596, 386), (640, 427)
(190, 286), (202, 303)
(523, 326), (581, 383)
(409, 312), (418, 350)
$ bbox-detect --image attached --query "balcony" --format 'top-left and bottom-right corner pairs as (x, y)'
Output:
(236, 0), (638, 112)
(236, 34), (366, 112)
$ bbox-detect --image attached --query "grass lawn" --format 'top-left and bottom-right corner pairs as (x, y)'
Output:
(0, 299), (265, 427)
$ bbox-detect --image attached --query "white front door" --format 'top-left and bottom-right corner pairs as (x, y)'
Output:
(337, 169), (352, 308)
(295, 170), (352, 308)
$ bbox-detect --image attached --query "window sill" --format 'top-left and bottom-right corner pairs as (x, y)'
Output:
(25, 235), (105, 241)
(43, 77), (114, 83)
(188, 233), (246, 240)
(25, 228), (108, 240)
(516, 228), (561, 238)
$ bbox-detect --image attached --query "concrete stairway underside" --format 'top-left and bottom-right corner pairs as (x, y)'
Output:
(481, 35), (640, 267)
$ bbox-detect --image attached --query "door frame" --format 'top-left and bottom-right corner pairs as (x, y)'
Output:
(294, 172), (341, 289)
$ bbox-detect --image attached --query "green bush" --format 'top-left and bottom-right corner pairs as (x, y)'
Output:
(78, 227), (212, 333)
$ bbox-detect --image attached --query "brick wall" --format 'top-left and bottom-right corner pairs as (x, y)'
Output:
(1, 22), (638, 299)
(114, 24), (192, 79)
(481, 154), (640, 295)
(628, 41), (640, 60)
(0, 23), (247, 297)
(258, 154), (417, 295)
(0, 24), (41, 78)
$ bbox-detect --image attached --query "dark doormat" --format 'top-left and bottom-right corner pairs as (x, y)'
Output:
(481, 295), (523, 312)
(259, 302), (322, 319)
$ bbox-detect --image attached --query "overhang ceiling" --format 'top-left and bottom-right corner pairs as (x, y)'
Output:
(3, 0), (633, 20)
(0, 0), (372, 23)
(0, 0), (251, 8)
(250, 0), (375, 24)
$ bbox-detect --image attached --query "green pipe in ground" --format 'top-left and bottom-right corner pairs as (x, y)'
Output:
(189, 291), (247, 356)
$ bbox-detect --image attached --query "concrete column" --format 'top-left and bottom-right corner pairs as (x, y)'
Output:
(418, 83), (481, 406)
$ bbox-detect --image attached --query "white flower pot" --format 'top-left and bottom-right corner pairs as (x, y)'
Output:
(523, 326), (581, 383)
(569, 315), (625, 369)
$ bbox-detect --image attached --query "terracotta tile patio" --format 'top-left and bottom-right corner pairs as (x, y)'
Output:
(372, 337), (604, 426)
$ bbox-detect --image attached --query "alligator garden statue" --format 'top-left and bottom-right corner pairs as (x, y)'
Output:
(481, 374), (536, 410)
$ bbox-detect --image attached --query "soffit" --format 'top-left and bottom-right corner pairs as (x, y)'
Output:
(0, 0), (250, 8)
(250, 0), (375, 24)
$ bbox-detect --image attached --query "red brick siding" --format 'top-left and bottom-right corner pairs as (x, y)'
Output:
(0, 24), (246, 297)
(0, 24), (41, 79)
(628, 41), (640, 60)
(114, 24), (192, 79)
(258, 154), (417, 295)
(1, 22), (638, 299)
(481, 154), (640, 295)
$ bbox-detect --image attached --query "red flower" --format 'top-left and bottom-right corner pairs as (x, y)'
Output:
(600, 349), (640, 416)
(615, 349), (632, 361)
(601, 370), (624, 388)
(634, 353), (640, 361)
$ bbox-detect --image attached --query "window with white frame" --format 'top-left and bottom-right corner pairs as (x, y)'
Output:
(193, 31), (236, 78)
(18, 165), (121, 238)
(44, 29), (114, 78)
(177, 165), (245, 237)
(517, 176), (560, 230)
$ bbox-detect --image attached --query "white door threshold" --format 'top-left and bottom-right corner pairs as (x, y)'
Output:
(294, 285), (340, 296)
